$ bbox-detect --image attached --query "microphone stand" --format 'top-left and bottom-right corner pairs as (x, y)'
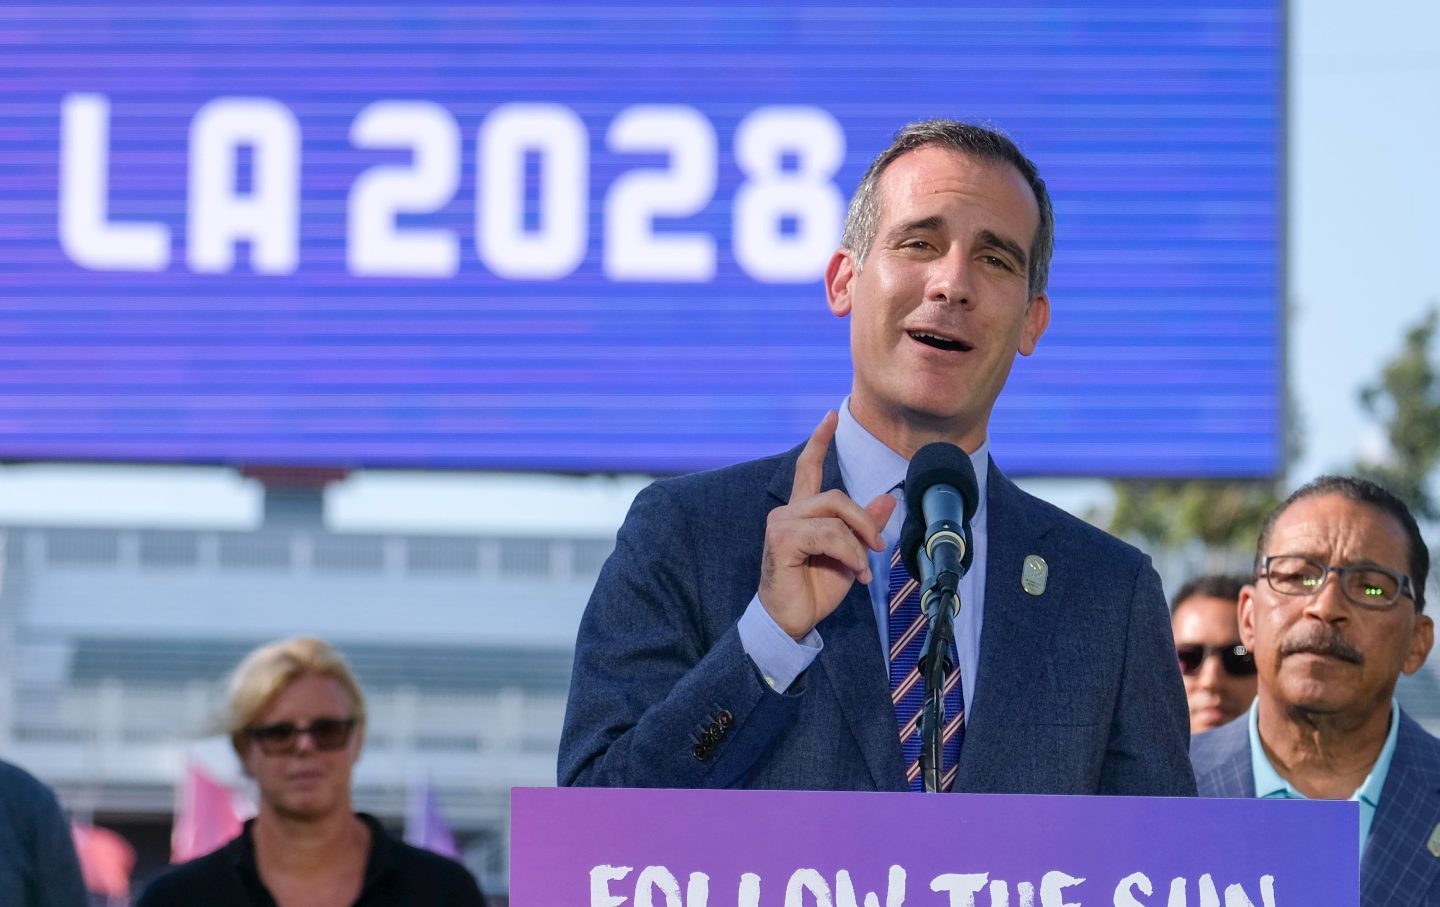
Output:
(915, 548), (963, 793)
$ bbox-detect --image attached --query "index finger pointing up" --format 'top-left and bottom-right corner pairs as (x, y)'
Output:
(791, 410), (838, 502)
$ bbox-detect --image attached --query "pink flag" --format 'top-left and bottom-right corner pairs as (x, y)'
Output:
(71, 822), (135, 898)
(171, 762), (243, 863)
(404, 777), (460, 859)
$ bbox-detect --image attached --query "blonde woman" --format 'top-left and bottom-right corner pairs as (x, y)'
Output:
(137, 637), (486, 907)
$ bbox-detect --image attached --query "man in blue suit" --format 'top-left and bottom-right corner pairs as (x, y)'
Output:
(559, 120), (1194, 795)
(1191, 476), (1439, 906)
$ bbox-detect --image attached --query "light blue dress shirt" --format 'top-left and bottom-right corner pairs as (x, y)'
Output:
(1248, 699), (1400, 859)
(737, 399), (990, 713)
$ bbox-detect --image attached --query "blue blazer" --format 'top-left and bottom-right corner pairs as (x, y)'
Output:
(559, 442), (1195, 795)
(1191, 709), (1440, 907)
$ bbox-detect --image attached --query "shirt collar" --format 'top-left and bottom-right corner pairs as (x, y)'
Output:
(1248, 699), (1402, 805)
(1357, 703), (1402, 809)
(1248, 700), (1291, 799)
(834, 398), (990, 540)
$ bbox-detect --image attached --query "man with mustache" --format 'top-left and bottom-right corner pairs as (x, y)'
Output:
(561, 119), (1195, 796)
(1190, 475), (1439, 907)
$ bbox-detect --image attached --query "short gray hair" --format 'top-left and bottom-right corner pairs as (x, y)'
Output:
(840, 119), (1054, 298)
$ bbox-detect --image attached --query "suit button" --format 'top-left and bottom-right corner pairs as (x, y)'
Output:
(692, 743), (707, 760)
(717, 709), (733, 728)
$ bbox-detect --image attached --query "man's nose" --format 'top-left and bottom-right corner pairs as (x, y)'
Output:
(1301, 573), (1351, 623)
(928, 250), (973, 306)
(1196, 653), (1225, 690)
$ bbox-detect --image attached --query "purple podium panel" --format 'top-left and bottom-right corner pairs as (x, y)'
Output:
(511, 787), (1356, 906)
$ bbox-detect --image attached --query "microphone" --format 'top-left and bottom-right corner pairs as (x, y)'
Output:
(899, 442), (980, 610)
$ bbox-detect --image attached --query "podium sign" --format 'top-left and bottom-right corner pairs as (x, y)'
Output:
(512, 787), (1356, 905)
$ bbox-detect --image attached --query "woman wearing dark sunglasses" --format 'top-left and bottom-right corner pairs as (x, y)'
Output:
(137, 637), (487, 907)
(1170, 575), (1257, 734)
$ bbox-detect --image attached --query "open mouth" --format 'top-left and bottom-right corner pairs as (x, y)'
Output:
(908, 331), (972, 353)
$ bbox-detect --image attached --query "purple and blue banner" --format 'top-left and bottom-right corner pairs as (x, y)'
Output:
(511, 787), (1355, 905)
(1, 1), (1283, 476)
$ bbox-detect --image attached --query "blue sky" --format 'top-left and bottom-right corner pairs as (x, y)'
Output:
(1290, 0), (1440, 484)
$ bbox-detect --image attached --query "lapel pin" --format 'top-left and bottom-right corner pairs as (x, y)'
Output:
(1427, 823), (1440, 858)
(1021, 555), (1048, 596)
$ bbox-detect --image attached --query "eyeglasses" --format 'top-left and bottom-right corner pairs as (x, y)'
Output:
(245, 717), (357, 756)
(1260, 554), (1415, 610)
(1176, 643), (1256, 677)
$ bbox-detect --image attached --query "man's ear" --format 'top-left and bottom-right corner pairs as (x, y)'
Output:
(1238, 584), (1258, 651)
(825, 249), (856, 318)
(1403, 613), (1434, 675)
(1018, 292), (1050, 356)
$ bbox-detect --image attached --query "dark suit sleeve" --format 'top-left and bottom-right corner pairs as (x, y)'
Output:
(33, 798), (87, 907)
(1099, 558), (1198, 796)
(558, 481), (804, 788)
(0, 762), (88, 907)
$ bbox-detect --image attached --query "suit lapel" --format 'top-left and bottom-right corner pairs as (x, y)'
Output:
(957, 462), (1065, 786)
(1362, 714), (1440, 907)
(1191, 716), (1256, 798)
(767, 444), (906, 791)
(819, 583), (908, 790)
(1219, 720), (1257, 798)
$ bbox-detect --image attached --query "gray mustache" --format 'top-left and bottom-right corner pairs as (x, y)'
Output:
(1279, 629), (1364, 665)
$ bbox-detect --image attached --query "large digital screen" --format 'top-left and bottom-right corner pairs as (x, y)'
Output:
(1, 1), (1284, 476)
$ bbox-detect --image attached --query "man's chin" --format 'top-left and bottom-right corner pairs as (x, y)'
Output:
(1277, 655), (1363, 699)
(1275, 686), (1351, 719)
(894, 397), (986, 437)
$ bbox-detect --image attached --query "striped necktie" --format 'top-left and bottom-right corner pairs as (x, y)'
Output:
(886, 543), (965, 791)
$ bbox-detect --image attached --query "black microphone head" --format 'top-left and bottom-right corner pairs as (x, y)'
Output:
(900, 442), (979, 582)
(904, 442), (979, 522)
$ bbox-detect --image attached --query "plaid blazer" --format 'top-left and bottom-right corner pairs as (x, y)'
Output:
(1191, 709), (1440, 907)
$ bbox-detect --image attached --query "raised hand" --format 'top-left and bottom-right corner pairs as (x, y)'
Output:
(759, 411), (897, 640)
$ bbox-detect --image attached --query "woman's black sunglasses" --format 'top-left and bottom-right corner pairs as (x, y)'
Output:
(246, 717), (357, 756)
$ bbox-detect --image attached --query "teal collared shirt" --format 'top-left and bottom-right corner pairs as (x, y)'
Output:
(1248, 699), (1401, 858)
